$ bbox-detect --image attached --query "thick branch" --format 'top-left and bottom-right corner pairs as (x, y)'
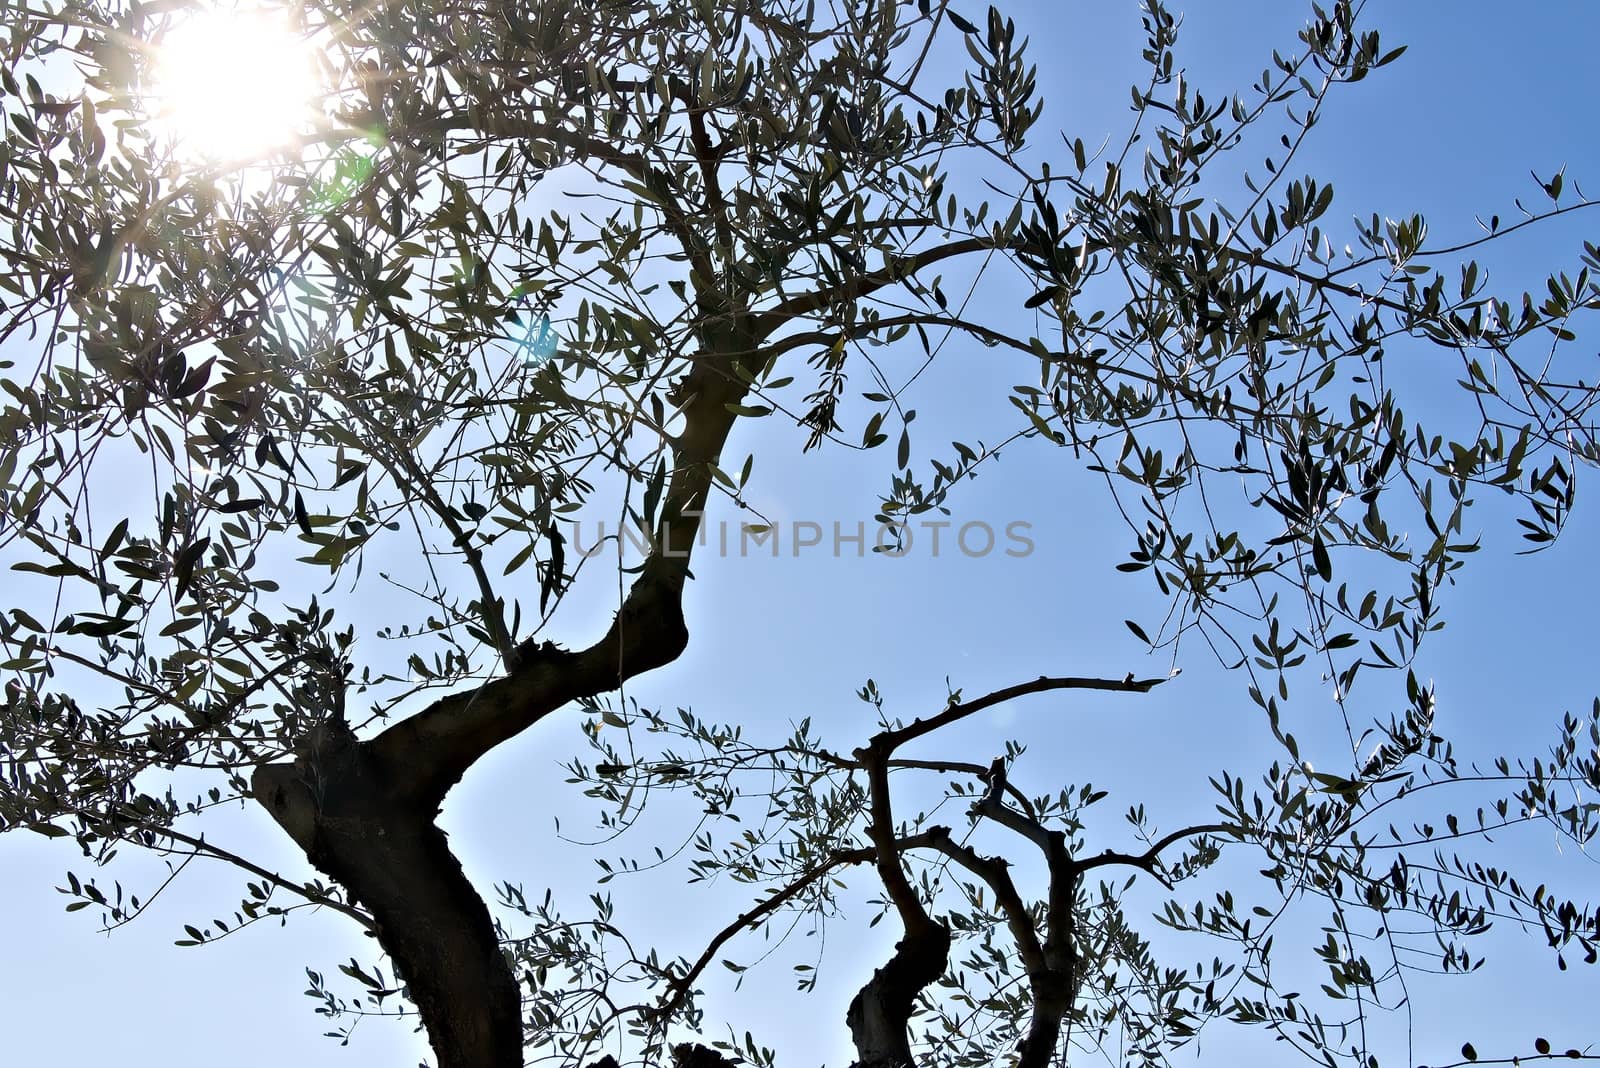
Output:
(365, 313), (765, 802)
(857, 751), (937, 932)
(974, 792), (1056, 854)
(838, 668), (1165, 1066)
(847, 739), (952, 1068)
(923, 835), (1047, 977)
(243, 95), (780, 1068)
(965, 760), (1082, 1068)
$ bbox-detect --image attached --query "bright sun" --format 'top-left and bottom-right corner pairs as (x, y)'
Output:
(150, 8), (319, 161)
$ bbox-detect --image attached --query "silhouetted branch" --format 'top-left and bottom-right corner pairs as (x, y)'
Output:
(876, 673), (1166, 755)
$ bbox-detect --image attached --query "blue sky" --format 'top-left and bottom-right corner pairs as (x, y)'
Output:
(3, 2), (1599, 1066)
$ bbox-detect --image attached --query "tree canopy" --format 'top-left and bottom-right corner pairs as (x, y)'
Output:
(1, 1), (1598, 1067)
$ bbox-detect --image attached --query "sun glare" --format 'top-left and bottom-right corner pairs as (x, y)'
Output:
(150, 8), (319, 161)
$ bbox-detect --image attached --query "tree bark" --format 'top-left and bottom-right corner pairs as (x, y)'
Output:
(847, 740), (954, 1068)
(845, 918), (952, 1068)
(254, 721), (525, 1067)
(251, 312), (764, 1067)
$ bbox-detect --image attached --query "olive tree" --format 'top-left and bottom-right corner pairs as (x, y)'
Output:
(1, 1), (1597, 1067)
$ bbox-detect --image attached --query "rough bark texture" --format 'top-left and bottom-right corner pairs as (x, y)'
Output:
(252, 557), (700, 1066)
(845, 919), (953, 1068)
(251, 313), (762, 1067)
(846, 739), (954, 1068)
(1017, 833), (1081, 1068)
(1016, 969), (1074, 1068)
(254, 720), (524, 1066)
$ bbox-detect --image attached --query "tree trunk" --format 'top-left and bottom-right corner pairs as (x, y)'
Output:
(254, 721), (524, 1068)
(1016, 972), (1074, 1068)
(845, 918), (952, 1068)
(248, 316), (759, 1066)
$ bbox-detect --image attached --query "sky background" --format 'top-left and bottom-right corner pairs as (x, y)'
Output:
(3, 2), (1599, 1066)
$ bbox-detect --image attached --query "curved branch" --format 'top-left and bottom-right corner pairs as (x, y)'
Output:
(933, 760), (1081, 1068)
(752, 235), (996, 334)
(847, 736), (952, 1068)
(661, 830), (948, 1022)
(923, 834), (1047, 975)
(876, 673), (1166, 755)
(364, 308), (769, 802)
(1077, 822), (1237, 878)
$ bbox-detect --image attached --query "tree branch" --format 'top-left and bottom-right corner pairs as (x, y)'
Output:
(923, 834), (1048, 976)
(847, 737), (952, 1068)
(136, 817), (373, 929)
(812, 749), (1042, 819)
(752, 235), (996, 335)
(367, 318), (766, 802)
(876, 673), (1166, 755)
(1077, 822), (1237, 878)
(661, 830), (948, 1022)
(938, 757), (1082, 1068)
